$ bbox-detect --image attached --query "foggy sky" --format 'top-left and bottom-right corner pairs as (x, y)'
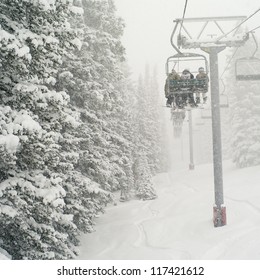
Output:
(113, 0), (260, 86)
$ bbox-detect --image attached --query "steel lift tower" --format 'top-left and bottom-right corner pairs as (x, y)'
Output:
(170, 16), (249, 227)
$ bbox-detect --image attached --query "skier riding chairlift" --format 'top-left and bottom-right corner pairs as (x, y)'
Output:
(164, 68), (180, 107)
(195, 67), (209, 105)
(180, 69), (197, 107)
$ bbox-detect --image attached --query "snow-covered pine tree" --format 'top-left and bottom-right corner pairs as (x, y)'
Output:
(131, 74), (158, 200)
(225, 36), (260, 167)
(0, 0), (112, 259)
(134, 152), (157, 201)
(0, 0), (78, 259)
(149, 66), (168, 173)
(58, 0), (134, 194)
(138, 65), (165, 175)
(53, 0), (114, 236)
(113, 62), (138, 201)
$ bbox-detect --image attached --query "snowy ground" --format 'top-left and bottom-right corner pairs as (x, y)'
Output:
(77, 161), (260, 260)
(77, 107), (260, 260)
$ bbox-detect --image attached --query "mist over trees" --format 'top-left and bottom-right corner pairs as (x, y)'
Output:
(0, 0), (164, 259)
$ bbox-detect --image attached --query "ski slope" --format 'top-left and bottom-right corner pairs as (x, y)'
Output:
(77, 107), (260, 260)
(77, 161), (260, 260)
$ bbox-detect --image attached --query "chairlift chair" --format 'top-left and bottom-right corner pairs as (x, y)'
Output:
(235, 57), (260, 81)
(165, 53), (209, 108)
(171, 108), (186, 126)
(235, 32), (260, 81)
(165, 16), (213, 109)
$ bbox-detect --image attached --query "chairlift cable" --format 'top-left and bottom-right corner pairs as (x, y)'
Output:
(179, 0), (189, 37)
(216, 7), (260, 42)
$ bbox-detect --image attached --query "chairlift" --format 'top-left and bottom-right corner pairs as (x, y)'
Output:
(235, 33), (260, 81)
(164, 18), (210, 109)
(165, 53), (209, 109)
(171, 109), (186, 127)
(235, 57), (260, 80)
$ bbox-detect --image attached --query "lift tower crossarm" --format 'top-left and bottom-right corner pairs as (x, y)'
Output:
(172, 16), (248, 50)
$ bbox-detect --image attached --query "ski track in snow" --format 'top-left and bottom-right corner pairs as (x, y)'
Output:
(226, 195), (260, 214)
(132, 199), (193, 259)
(133, 201), (155, 248)
(77, 171), (207, 259)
